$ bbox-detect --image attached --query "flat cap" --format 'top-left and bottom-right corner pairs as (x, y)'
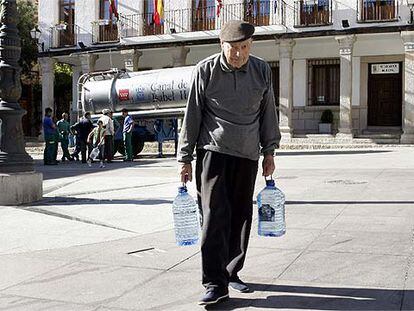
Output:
(219, 20), (255, 43)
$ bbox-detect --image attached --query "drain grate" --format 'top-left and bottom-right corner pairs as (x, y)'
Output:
(326, 179), (368, 185)
(127, 247), (166, 258)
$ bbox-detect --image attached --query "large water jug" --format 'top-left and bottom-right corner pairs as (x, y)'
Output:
(172, 185), (200, 246)
(257, 179), (286, 237)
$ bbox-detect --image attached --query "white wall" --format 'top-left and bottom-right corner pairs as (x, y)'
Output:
(76, 0), (99, 46)
(38, 0), (59, 50)
(293, 59), (307, 107)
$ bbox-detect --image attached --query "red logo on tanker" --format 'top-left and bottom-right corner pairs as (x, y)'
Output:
(118, 89), (130, 101)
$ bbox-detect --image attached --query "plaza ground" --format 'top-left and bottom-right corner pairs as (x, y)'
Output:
(0, 146), (413, 310)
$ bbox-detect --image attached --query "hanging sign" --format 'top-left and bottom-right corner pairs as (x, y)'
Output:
(371, 63), (399, 74)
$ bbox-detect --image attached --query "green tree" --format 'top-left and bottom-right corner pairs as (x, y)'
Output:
(54, 63), (73, 118)
(16, 0), (38, 79)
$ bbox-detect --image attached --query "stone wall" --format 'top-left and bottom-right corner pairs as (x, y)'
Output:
(291, 106), (340, 134)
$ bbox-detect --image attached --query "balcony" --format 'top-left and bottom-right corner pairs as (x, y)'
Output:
(294, 0), (332, 27)
(120, 0), (285, 38)
(91, 20), (119, 44)
(50, 23), (79, 48)
(357, 0), (398, 22)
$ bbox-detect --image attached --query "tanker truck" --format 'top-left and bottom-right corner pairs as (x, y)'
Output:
(79, 66), (195, 156)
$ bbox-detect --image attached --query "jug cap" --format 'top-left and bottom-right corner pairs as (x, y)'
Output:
(178, 186), (188, 193)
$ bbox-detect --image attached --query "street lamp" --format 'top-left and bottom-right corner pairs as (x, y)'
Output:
(407, 0), (414, 24)
(30, 26), (44, 51)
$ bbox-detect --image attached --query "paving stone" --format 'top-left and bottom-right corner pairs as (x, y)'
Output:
(279, 250), (408, 288)
(2, 262), (160, 305)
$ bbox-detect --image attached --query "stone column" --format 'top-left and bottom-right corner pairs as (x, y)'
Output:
(336, 35), (356, 138)
(279, 39), (295, 139)
(80, 54), (99, 73)
(121, 49), (142, 72)
(71, 65), (81, 123)
(38, 57), (55, 139)
(171, 46), (190, 67)
(401, 31), (414, 144)
(0, 0), (42, 204)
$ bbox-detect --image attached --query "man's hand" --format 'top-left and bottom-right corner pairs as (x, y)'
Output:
(180, 163), (193, 183)
(262, 154), (275, 177)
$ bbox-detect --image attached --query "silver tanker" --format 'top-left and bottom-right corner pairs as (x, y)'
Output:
(80, 66), (195, 117)
(78, 66), (195, 156)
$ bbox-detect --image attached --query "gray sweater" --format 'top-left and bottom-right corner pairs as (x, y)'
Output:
(178, 53), (281, 163)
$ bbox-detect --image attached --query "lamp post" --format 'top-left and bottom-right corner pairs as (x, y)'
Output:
(30, 26), (44, 51)
(0, 0), (42, 204)
(407, 0), (414, 24)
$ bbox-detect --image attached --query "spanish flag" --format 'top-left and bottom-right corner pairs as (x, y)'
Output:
(153, 0), (164, 25)
(109, 0), (119, 20)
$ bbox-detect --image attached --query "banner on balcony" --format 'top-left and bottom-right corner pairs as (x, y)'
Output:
(109, 0), (119, 20)
(217, 0), (223, 17)
(154, 0), (164, 25)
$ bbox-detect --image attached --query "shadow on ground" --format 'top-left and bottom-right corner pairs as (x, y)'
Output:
(277, 150), (392, 156)
(34, 158), (162, 180)
(205, 284), (412, 310)
(35, 197), (173, 206)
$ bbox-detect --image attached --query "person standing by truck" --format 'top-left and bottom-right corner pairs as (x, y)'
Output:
(56, 112), (73, 162)
(99, 109), (114, 163)
(43, 107), (58, 165)
(122, 108), (134, 161)
(70, 112), (94, 163)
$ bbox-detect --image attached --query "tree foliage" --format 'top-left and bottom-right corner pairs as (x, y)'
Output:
(16, 0), (38, 79)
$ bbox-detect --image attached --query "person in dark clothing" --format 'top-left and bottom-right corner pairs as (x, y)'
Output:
(43, 107), (59, 165)
(178, 20), (281, 306)
(57, 112), (73, 162)
(70, 112), (94, 163)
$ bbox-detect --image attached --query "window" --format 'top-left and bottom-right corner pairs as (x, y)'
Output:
(98, 0), (118, 42)
(308, 59), (340, 106)
(295, 0), (331, 26)
(358, 0), (397, 22)
(192, 0), (216, 31)
(58, 0), (75, 46)
(244, 0), (271, 26)
(144, 0), (164, 35)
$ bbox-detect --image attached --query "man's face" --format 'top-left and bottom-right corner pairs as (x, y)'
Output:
(221, 38), (252, 69)
(63, 113), (68, 120)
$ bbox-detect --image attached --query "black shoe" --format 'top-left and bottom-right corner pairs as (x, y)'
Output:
(229, 277), (250, 293)
(198, 287), (229, 306)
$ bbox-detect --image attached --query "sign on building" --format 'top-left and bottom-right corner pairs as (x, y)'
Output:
(371, 63), (399, 74)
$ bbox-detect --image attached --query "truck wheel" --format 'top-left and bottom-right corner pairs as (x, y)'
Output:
(132, 138), (145, 156)
(114, 140), (125, 156)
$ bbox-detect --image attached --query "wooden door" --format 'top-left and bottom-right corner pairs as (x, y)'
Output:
(367, 62), (402, 126)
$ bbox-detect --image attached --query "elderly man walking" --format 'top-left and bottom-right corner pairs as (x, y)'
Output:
(178, 20), (281, 306)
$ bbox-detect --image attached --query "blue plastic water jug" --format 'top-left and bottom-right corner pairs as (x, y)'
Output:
(257, 179), (286, 237)
(172, 185), (200, 246)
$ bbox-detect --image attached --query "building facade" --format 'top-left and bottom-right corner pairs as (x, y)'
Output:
(38, 0), (414, 143)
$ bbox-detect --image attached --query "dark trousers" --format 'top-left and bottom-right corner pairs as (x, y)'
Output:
(104, 135), (114, 161)
(43, 133), (58, 164)
(60, 137), (71, 160)
(196, 149), (258, 289)
(123, 132), (133, 160)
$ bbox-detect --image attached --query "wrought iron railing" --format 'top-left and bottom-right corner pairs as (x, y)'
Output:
(50, 23), (79, 48)
(91, 20), (119, 44)
(294, 0), (332, 26)
(120, 0), (286, 38)
(357, 0), (398, 22)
